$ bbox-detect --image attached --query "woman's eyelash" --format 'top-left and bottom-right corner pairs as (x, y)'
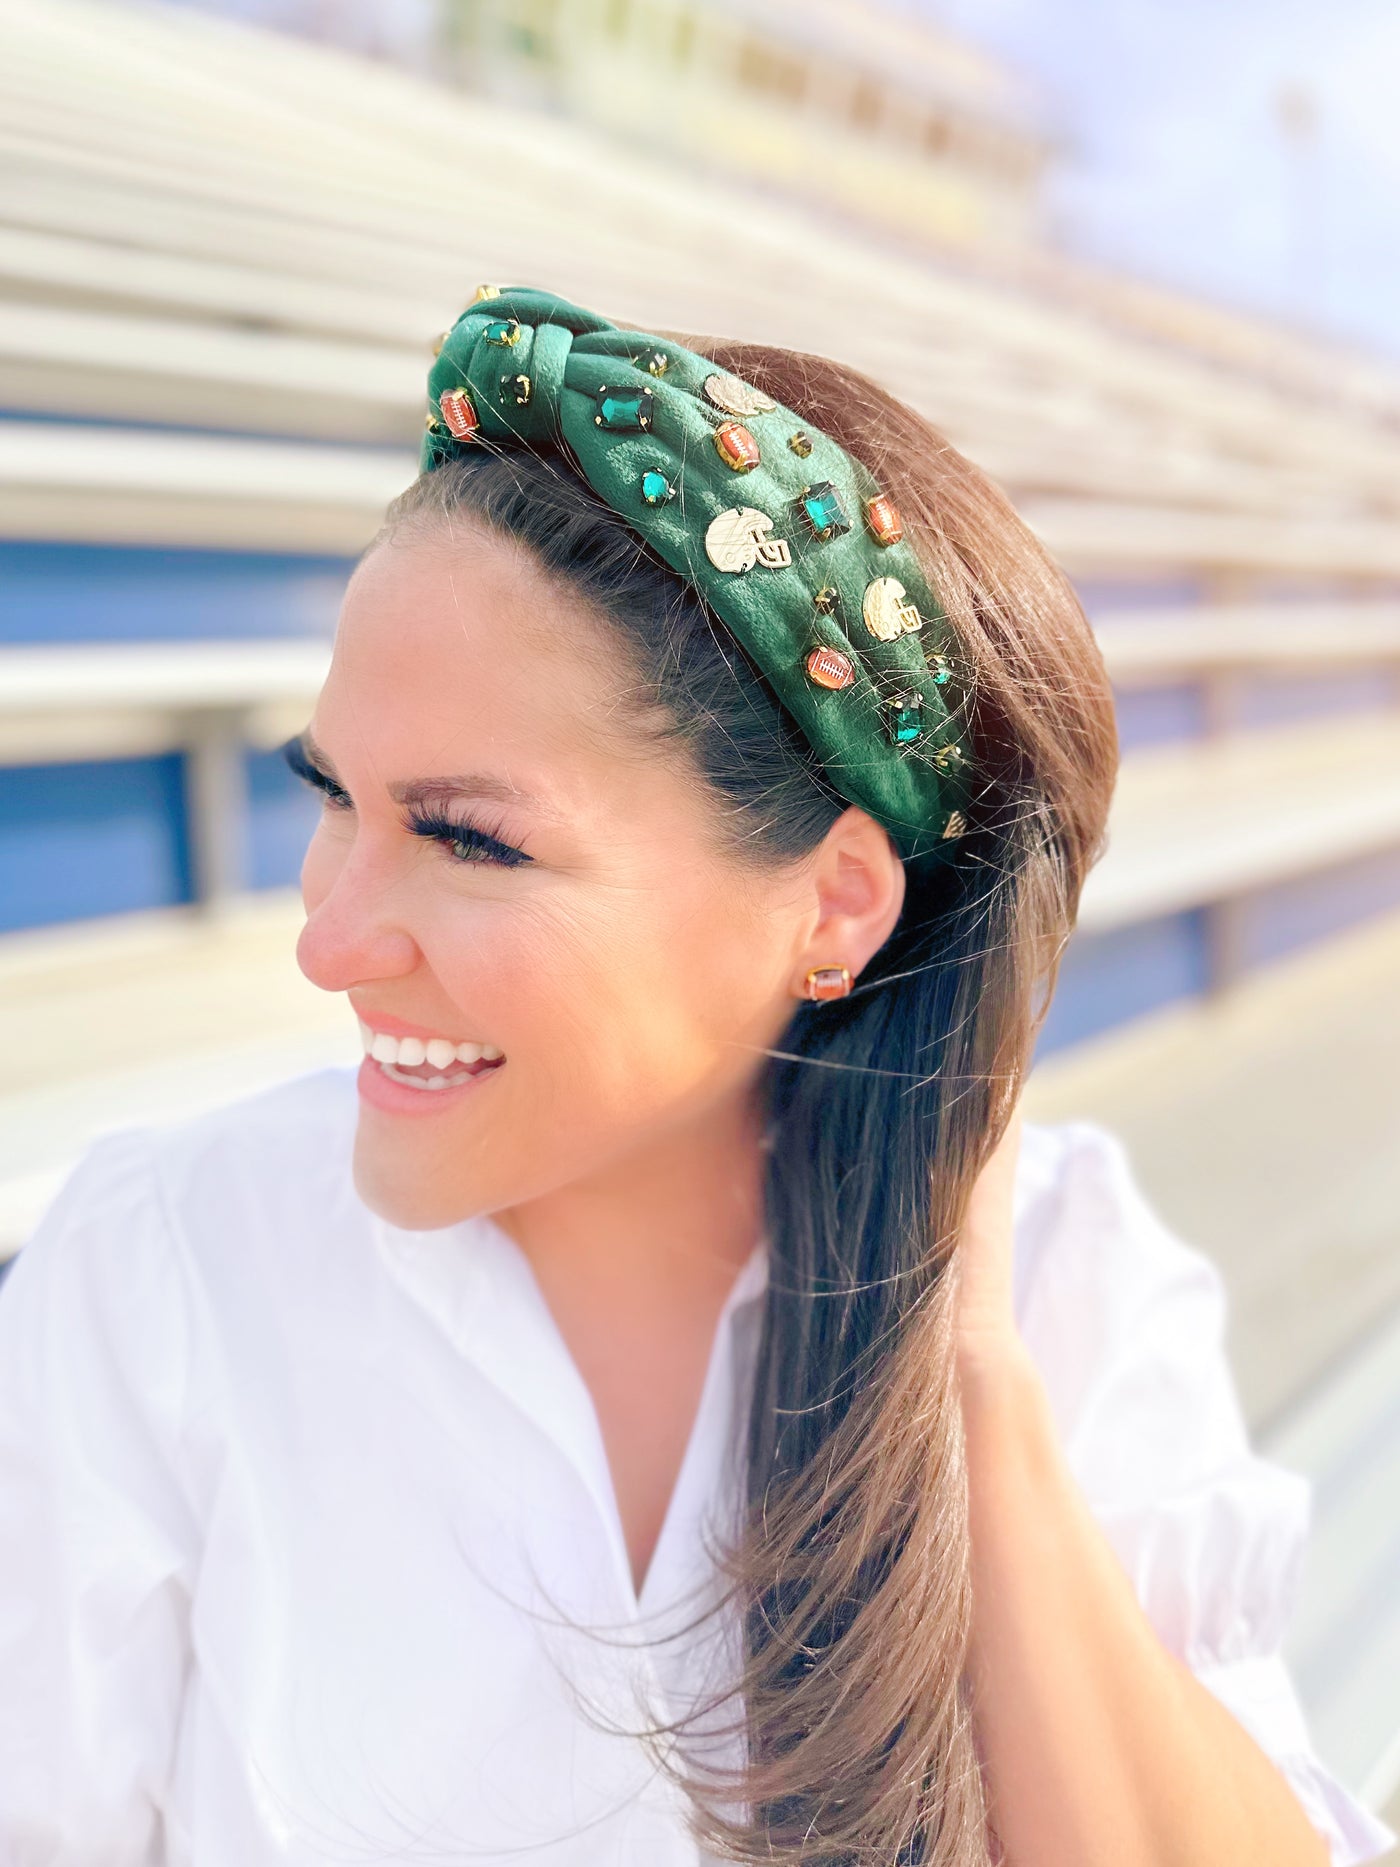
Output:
(406, 810), (532, 870)
(282, 736), (349, 806)
(280, 738), (532, 870)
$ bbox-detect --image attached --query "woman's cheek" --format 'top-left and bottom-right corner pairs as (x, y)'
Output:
(421, 894), (560, 1034)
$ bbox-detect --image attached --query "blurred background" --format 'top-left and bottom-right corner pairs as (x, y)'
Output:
(0, 0), (1397, 1842)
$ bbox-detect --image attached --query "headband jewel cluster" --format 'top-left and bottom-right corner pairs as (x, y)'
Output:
(420, 285), (970, 864)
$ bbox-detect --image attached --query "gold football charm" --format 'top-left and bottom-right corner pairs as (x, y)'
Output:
(713, 421), (761, 472)
(865, 495), (904, 546)
(862, 576), (924, 641)
(705, 507), (793, 574)
(805, 646), (856, 690)
(704, 372), (778, 417)
(438, 388), (480, 440)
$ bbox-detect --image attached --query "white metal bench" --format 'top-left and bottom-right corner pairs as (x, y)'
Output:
(8, 623), (1399, 928)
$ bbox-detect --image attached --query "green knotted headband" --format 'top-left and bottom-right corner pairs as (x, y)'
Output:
(419, 285), (970, 864)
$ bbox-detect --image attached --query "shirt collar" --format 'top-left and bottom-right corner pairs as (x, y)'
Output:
(369, 1204), (770, 1600)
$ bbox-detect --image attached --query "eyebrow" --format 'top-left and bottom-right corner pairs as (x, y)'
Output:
(298, 731), (556, 818)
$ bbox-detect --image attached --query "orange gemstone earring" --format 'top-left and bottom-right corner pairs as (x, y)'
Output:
(800, 965), (853, 1002)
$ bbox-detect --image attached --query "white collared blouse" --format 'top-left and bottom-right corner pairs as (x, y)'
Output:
(0, 1066), (1393, 1867)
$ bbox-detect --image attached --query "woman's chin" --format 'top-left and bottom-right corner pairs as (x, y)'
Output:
(350, 1145), (482, 1233)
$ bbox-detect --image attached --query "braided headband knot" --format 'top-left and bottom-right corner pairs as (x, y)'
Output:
(420, 286), (970, 865)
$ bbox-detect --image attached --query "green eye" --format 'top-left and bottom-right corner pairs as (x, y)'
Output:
(409, 811), (532, 870)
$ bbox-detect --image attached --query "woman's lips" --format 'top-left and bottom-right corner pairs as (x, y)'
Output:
(353, 1014), (505, 1114)
(356, 1052), (502, 1117)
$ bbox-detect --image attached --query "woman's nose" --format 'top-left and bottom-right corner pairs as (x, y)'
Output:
(295, 853), (420, 996)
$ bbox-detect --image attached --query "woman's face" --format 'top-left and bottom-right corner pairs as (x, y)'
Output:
(294, 526), (831, 1231)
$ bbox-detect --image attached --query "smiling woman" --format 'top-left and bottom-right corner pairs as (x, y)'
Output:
(0, 288), (1390, 1867)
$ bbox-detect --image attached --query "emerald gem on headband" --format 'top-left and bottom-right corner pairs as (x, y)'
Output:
(485, 317), (522, 347)
(788, 430), (814, 458)
(595, 386), (654, 431)
(885, 692), (924, 744)
(812, 585), (839, 615)
(644, 351), (669, 377)
(501, 373), (531, 407)
(798, 482), (851, 542)
(640, 469), (676, 506)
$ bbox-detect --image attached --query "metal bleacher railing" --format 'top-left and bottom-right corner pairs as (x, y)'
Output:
(1, 0), (1398, 1838)
(6, 612), (1400, 933)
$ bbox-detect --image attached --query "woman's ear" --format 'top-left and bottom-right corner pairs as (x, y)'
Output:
(792, 806), (907, 993)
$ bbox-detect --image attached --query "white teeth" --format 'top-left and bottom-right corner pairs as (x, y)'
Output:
(381, 1063), (456, 1091)
(358, 1022), (504, 1070)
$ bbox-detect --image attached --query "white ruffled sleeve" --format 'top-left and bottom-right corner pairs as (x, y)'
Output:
(1013, 1120), (1398, 1867)
(0, 1128), (199, 1865)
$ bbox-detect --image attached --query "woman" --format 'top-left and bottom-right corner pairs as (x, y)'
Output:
(0, 287), (1391, 1867)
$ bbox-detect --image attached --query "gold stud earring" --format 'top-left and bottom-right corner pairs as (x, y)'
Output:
(800, 965), (853, 1002)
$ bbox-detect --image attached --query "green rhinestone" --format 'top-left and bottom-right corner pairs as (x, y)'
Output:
(931, 656), (952, 685)
(640, 469), (675, 506)
(798, 481), (851, 542)
(812, 585), (839, 615)
(501, 372), (531, 406)
(485, 317), (521, 347)
(594, 386), (654, 431)
(885, 693), (924, 745)
(645, 351), (669, 377)
(788, 431), (814, 458)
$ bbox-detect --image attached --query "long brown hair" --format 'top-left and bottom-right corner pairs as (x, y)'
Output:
(380, 332), (1118, 1863)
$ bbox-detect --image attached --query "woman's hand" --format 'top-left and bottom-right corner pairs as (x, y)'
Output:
(954, 1102), (1027, 1377)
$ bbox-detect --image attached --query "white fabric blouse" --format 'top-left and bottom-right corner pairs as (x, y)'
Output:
(0, 1065), (1393, 1867)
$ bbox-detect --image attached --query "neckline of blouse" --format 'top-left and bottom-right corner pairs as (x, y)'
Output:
(367, 1205), (771, 1619)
